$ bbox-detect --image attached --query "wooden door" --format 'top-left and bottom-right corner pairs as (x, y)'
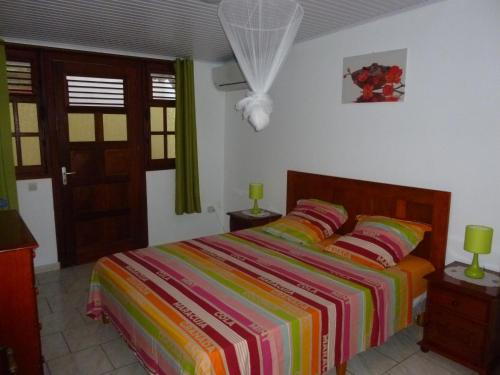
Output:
(49, 57), (147, 265)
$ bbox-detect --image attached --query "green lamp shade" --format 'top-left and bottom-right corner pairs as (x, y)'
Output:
(249, 183), (263, 200)
(463, 225), (493, 279)
(464, 225), (493, 254)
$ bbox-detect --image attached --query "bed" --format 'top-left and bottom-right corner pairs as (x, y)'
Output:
(87, 170), (451, 375)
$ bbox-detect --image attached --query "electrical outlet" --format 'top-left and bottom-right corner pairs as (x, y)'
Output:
(207, 206), (216, 213)
(28, 182), (38, 191)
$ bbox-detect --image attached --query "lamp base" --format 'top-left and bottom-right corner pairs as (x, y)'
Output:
(250, 199), (261, 215)
(464, 253), (485, 279)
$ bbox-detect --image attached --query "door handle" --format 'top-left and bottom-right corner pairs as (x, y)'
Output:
(61, 166), (77, 185)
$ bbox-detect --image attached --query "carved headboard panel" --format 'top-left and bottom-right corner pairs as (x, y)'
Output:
(286, 170), (451, 270)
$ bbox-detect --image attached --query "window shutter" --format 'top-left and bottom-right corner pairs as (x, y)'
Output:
(66, 75), (125, 107)
(151, 73), (176, 100)
(6, 61), (33, 95)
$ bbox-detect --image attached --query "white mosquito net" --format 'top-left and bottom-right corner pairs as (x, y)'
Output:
(218, 0), (304, 131)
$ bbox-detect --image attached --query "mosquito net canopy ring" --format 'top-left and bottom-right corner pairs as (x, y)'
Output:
(218, 0), (304, 131)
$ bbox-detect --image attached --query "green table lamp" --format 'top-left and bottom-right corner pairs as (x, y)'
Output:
(249, 183), (263, 214)
(464, 225), (493, 279)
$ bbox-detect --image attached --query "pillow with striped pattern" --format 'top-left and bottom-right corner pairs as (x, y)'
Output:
(323, 215), (431, 268)
(262, 199), (348, 244)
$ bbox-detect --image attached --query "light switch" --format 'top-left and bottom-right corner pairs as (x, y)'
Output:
(28, 182), (38, 191)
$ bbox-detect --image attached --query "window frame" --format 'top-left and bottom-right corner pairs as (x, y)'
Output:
(145, 61), (176, 171)
(5, 44), (177, 177)
(6, 47), (48, 180)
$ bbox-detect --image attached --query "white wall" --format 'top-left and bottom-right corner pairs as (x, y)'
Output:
(17, 179), (59, 269)
(16, 59), (226, 269)
(224, 0), (500, 271)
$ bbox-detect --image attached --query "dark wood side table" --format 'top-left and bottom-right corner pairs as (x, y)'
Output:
(419, 261), (500, 375)
(227, 210), (282, 232)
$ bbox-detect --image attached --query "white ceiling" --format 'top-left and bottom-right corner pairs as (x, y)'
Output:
(0, 0), (439, 62)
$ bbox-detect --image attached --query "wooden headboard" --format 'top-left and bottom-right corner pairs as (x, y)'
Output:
(287, 170), (451, 270)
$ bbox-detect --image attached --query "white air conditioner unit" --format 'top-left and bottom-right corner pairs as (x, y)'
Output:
(213, 61), (249, 91)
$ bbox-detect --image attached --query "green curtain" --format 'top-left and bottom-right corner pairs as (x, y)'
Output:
(175, 58), (201, 214)
(0, 40), (18, 210)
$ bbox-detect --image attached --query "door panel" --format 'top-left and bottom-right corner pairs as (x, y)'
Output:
(49, 56), (147, 266)
(104, 148), (130, 176)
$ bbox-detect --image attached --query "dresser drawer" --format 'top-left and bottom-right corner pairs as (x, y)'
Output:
(425, 306), (486, 363)
(428, 286), (489, 323)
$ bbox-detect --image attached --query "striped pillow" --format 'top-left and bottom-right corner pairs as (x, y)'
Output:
(263, 199), (348, 244)
(324, 216), (431, 268)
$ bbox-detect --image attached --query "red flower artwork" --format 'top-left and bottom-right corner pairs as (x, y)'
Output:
(344, 63), (405, 103)
(362, 84), (374, 100)
(382, 84), (394, 96)
(386, 66), (403, 84)
(357, 70), (369, 82)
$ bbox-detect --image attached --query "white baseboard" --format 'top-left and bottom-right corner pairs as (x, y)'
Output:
(35, 262), (61, 274)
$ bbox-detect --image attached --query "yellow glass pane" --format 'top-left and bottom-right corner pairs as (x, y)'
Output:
(9, 102), (15, 132)
(12, 137), (17, 166)
(20, 136), (41, 166)
(18, 102), (39, 133)
(151, 135), (164, 160)
(68, 113), (96, 142)
(167, 135), (175, 159)
(103, 114), (127, 141)
(166, 107), (176, 132)
(150, 107), (164, 132)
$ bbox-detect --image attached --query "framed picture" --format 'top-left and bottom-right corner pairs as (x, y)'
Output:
(342, 48), (407, 103)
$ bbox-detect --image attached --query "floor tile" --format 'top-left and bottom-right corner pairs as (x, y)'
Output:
(375, 329), (420, 362)
(103, 363), (148, 375)
(48, 346), (113, 375)
(80, 308), (99, 325)
(43, 362), (51, 375)
(47, 289), (89, 312)
(63, 262), (95, 282)
(41, 307), (87, 337)
(386, 351), (474, 375)
(63, 275), (92, 294)
(347, 347), (397, 375)
(63, 320), (119, 352)
(400, 324), (423, 342)
(60, 263), (94, 291)
(418, 352), (475, 374)
(101, 338), (137, 368)
(38, 281), (67, 299)
(37, 269), (63, 285)
(325, 368), (354, 375)
(41, 332), (70, 361)
(37, 296), (52, 319)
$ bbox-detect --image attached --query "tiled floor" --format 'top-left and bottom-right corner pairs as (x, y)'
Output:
(37, 263), (496, 375)
(37, 263), (147, 375)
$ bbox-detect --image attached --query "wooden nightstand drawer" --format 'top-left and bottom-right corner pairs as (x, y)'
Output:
(425, 306), (486, 361)
(421, 262), (500, 374)
(227, 210), (282, 232)
(428, 286), (489, 323)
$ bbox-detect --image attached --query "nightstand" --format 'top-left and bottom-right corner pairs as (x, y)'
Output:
(227, 210), (282, 232)
(419, 261), (500, 375)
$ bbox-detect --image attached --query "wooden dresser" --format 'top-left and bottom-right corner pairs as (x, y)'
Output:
(420, 262), (500, 375)
(0, 210), (42, 374)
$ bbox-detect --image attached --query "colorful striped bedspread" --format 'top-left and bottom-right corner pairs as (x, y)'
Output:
(87, 228), (412, 375)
